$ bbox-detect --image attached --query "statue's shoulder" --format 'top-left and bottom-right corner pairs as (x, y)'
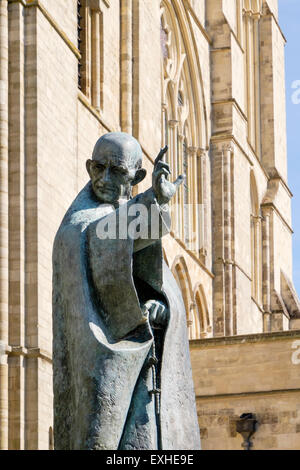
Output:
(54, 183), (98, 245)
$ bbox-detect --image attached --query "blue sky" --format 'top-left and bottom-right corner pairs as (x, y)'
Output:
(278, 0), (300, 294)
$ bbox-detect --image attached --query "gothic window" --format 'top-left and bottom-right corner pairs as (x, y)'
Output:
(172, 257), (211, 340)
(183, 135), (189, 245)
(164, 109), (169, 149)
(77, 0), (104, 111)
(160, 1), (206, 257)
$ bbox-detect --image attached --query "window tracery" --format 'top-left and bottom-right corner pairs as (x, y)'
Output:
(160, 0), (206, 257)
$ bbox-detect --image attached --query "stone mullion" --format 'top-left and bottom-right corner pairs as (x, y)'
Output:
(161, 105), (167, 149)
(262, 207), (271, 331)
(186, 146), (193, 248)
(0, 0), (9, 451)
(198, 149), (208, 262)
(91, 8), (101, 111)
(196, 152), (203, 255)
(188, 147), (198, 254)
(169, 120), (179, 237)
(120, 0), (132, 133)
(8, 0), (26, 450)
(223, 145), (233, 337)
(177, 133), (184, 242)
(189, 302), (198, 340)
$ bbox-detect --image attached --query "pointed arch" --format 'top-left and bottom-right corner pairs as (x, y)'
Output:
(171, 256), (194, 338)
(194, 284), (211, 339)
(160, 0), (207, 148)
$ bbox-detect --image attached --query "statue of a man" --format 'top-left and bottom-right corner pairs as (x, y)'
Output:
(52, 132), (201, 450)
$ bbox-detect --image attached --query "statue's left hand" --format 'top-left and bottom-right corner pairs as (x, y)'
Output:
(142, 299), (169, 328)
(152, 146), (184, 206)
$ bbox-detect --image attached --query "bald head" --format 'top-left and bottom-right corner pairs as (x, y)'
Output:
(87, 133), (146, 204)
(92, 132), (143, 169)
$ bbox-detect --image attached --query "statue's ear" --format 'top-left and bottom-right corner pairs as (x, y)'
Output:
(86, 159), (93, 177)
(132, 168), (147, 186)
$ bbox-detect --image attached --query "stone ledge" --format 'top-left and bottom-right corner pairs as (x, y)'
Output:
(190, 329), (300, 348)
(8, 346), (52, 363)
(78, 91), (115, 133)
(196, 387), (300, 401)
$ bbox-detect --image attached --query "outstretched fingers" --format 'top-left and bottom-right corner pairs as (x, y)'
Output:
(154, 146), (168, 165)
(173, 174), (185, 187)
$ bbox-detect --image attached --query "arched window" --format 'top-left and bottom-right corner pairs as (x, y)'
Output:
(160, 0), (207, 256)
(172, 262), (211, 340)
(172, 257), (193, 338)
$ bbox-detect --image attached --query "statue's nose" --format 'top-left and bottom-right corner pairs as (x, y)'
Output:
(103, 168), (110, 182)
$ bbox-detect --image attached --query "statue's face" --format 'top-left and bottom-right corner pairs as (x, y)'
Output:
(87, 152), (143, 204)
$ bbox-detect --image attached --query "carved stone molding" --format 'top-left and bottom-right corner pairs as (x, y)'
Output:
(168, 119), (179, 129)
(222, 143), (234, 154)
(243, 0), (263, 17)
(87, 0), (110, 10)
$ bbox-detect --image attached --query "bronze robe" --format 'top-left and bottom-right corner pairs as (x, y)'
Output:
(53, 182), (201, 450)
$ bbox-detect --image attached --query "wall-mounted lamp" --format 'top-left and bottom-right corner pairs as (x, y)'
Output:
(236, 413), (258, 450)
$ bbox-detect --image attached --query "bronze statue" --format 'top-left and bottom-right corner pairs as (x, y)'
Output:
(52, 132), (200, 450)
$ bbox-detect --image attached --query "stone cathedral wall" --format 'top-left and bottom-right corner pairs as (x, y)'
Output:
(1, 0), (299, 450)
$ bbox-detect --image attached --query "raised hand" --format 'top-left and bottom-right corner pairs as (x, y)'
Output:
(152, 146), (184, 206)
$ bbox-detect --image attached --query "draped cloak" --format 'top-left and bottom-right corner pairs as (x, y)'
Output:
(52, 182), (201, 450)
